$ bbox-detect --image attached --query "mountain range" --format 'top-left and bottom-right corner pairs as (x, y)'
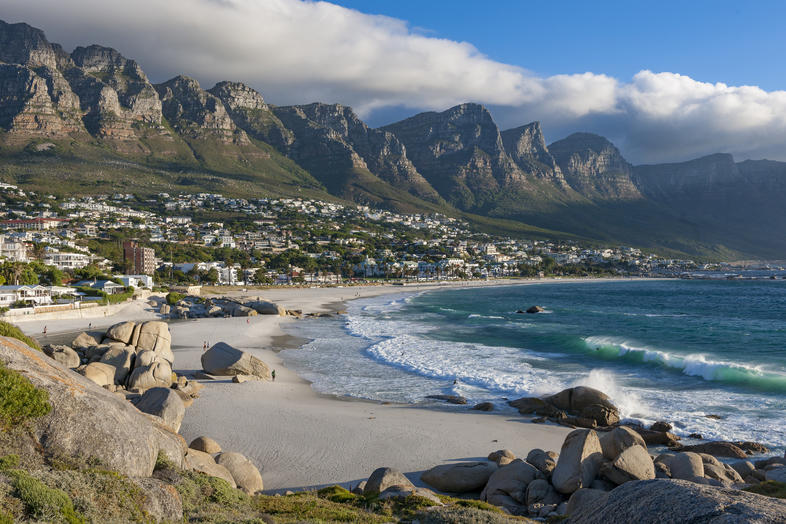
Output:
(2, 19), (786, 260)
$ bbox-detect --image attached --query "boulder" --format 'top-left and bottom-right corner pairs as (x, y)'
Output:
(637, 428), (680, 446)
(184, 449), (236, 487)
(552, 429), (603, 494)
(567, 479), (786, 523)
(159, 304), (171, 315)
(126, 360), (173, 391)
(471, 402), (495, 411)
(135, 387), (185, 432)
(566, 488), (609, 517)
(481, 459), (540, 512)
(525, 478), (562, 506)
(189, 436), (222, 454)
(765, 466), (786, 483)
(731, 460), (756, 479)
(99, 345), (136, 384)
(421, 461), (497, 493)
(247, 300), (286, 316)
(152, 422), (188, 469)
(43, 344), (80, 368)
(231, 305), (258, 317)
(82, 362), (117, 387)
(650, 421), (673, 432)
(543, 387), (621, 426)
(508, 396), (562, 417)
(426, 394), (467, 405)
(601, 445), (655, 485)
(526, 449), (558, 477)
(201, 342), (271, 379)
(132, 477), (183, 523)
(599, 426), (646, 460)
(733, 441), (769, 455)
(71, 331), (103, 349)
(379, 486), (442, 505)
(85, 344), (111, 362)
(488, 449), (516, 466)
(135, 321), (173, 364)
(667, 452), (704, 480)
(0, 336), (174, 477)
(106, 321), (136, 344)
(364, 467), (414, 494)
(526, 306), (544, 314)
(674, 442), (747, 459)
(216, 452), (264, 494)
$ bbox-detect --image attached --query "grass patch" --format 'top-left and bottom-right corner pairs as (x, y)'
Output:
(744, 480), (786, 499)
(317, 485), (358, 504)
(8, 470), (85, 523)
(0, 321), (41, 350)
(452, 498), (506, 513)
(0, 361), (51, 428)
(252, 491), (387, 523)
(0, 455), (19, 471)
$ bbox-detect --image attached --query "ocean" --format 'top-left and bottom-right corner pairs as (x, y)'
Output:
(281, 279), (786, 454)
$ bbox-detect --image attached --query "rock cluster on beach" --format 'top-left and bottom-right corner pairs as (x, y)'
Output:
(162, 295), (299, 319)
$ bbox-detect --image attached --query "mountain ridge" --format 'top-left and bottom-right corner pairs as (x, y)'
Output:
(2, 19), (786, 259)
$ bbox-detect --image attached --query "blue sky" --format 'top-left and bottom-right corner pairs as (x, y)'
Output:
(5, 0), (786, 163)
(331, 0), (785, 91)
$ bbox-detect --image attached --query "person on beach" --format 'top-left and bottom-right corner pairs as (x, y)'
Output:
(43, 326), (47, 334)
(203, 341), (207, 351)
(88, 322), (91, 330)
(271, 370), (276, 381)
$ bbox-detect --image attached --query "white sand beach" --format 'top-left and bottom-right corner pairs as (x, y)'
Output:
(19, 279), (647, 491)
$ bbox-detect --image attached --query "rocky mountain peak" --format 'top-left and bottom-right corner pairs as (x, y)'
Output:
(156, 75), (240, 140)
(0, 20), (58, 69)
(549, 132), (639, 199)
(501, 122), (566, 185)
(71, 45), (147, 82)
(208, 81), (267, 112)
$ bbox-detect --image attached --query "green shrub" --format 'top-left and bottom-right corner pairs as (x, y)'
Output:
(317, 485), (358, 504)
(0, 362), (51, 428)
(0, 455), (19, 471)
(0, 321), (41, 350)
(744, 480), (786, 499)
(9, 470), (85, 523)
(208, 476), (249, 506)
(166, 292), (184, 305)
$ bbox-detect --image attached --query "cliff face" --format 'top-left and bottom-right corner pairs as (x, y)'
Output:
(501, 122), (567, 187)
(381, 103), (525, 210)
(549, 133), (641, 199)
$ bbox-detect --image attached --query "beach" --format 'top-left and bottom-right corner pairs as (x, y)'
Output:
(20, 279), (578, 491)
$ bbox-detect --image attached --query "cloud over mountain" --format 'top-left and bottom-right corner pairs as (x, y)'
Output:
(5, 0), (786, 163)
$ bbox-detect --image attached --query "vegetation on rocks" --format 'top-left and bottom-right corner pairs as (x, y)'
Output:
(166, 291), (185, 305)
(0, 321), (41, 350)
(0, 361), (51, 427)
(744, 480), (786, 499)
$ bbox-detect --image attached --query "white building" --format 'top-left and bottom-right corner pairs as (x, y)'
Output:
(117, 275), (154, 289)
(0, 235), (28, 262)
(43, 252), (92, 270)
(0, 285), (53, 306)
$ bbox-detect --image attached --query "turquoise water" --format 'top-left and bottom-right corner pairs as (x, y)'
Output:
(282, 279), (786, 451)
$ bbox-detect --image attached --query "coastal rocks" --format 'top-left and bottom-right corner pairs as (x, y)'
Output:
(189, 436), (222, 454)
(426, 394), (468, 405)
(509, 386), (620, 427)
(379, 486), (443, 505)
(82, 361), (118, 387)
(488, 449), (516, 466)
(664, 452), (704, 480)
(136, 321), (173, 364)
(673, 441), (748, 459)
(232, 374), (260, 383)
(247, 300), (286, 316)
(527, 449), (558, 477)
(364, 467), (414, 494)
(215, 452), (264, 494)
(733, 441), (769, 455)
(201, 342), (271, 379)
(599, 426), (646, 460)
(421, 462), (498, 493)
(43, 344), (80, 368)
(126, 359), (173, 390)
(159, 304), (171, 316)
(72, 331), (103, 349)
(472, 402), (495, 411)
(99, 345), (135, 384)
(765, 467), (786, 483)
(650, 421), (673, 432)
(566, 488), (609, 516)
(134, 387), (185, 432)
(526, 306), (544, 314)
(635, 427), (681, 446)
(106, 321), (137, 344)
(481, 459), (540, 512)
(0, 335), (169, 477)
(551, 429), (603, 494)
(525, 478), (562, 506)
(600, 445), (655, 485)
(567, 479), (786, 524)
(184, 449), (236, 487)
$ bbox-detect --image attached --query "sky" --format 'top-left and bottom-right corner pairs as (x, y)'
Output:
(3, 0), (786, 163)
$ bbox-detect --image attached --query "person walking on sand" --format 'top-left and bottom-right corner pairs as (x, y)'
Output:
(203, 341), (207, 352)
(43, 326), (47, 334)
(271, 369), (276, 381)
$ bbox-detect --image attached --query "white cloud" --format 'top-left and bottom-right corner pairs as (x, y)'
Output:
(4, 0), (786, 163)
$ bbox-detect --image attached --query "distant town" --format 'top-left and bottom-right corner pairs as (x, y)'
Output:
(0, 182), (774, 316)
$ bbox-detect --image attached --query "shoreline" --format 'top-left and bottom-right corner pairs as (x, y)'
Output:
(17, 276), (676, 491)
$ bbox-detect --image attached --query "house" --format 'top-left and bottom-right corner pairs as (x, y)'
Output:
(117, 275), (154, 289)
(0, 235), (28, 262)
(43, 251), (92, 270)
(74, 280), (126, 295)
(0, 285), (53, 306)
